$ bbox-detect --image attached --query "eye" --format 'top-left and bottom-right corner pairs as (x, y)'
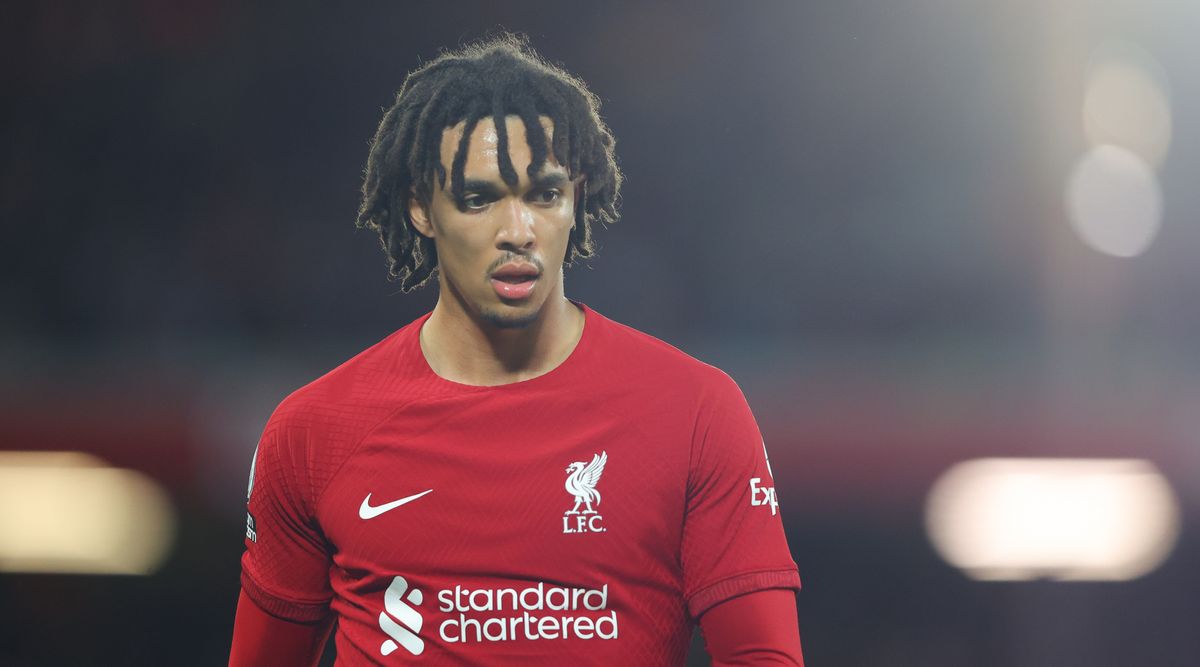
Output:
(533, 189), (561, 205)
(462, 194), (491, 211)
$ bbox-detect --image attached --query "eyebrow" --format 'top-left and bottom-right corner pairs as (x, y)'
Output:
(460, 171), (571, 197)
(528, 171), (571, 190)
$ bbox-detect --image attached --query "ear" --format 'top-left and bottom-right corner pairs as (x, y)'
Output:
(408, 193), (436, 239)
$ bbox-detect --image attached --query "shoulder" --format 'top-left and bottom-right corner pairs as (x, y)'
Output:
(263, 317), (427, 445)
(586, 306), (740, 397)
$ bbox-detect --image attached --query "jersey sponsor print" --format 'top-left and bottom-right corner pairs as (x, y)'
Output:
(750, 439), (780, 515)
(379, 575), (425, 656)
(379, 574), (620, 656)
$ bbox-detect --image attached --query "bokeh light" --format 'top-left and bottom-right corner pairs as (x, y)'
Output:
(0, 451), (177, 575)
(1066, 144), (1162, 258)
(926, 458), (1180, 581)
(1083, 49), (1172, 167)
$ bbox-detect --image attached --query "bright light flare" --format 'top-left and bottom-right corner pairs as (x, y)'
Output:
(926, 458), (1179, 581)
(0, 451), (177, 575)
(1066, 145), (1162, 258)
(1083, 52), (1171, 167)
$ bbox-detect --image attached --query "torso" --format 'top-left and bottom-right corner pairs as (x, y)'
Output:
(315, 304), (704, 665)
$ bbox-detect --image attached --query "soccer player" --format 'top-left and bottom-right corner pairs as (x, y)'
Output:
(230, 34), (803, 666)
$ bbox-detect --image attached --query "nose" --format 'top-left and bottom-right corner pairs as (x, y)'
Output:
(494, 198), (536, 251)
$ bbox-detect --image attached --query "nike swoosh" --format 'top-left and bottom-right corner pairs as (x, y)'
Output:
(359, 489), (433, 520)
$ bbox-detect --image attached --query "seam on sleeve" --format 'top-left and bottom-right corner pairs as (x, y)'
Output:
(241, 569), (332, 623)
(686, 567), (801, 620)
(686, 366), (725, 501)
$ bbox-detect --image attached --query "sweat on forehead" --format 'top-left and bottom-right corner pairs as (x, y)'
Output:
(437, 115), (562, 194)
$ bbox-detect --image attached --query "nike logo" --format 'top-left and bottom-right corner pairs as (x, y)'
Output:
(359, 489), (433, 520)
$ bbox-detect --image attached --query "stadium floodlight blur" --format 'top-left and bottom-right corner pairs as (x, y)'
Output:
(925, 458), (1180, 581)
(1066, 144), (1163, 258)
(1066, 44), (1170, 259)
(0, 451), (176, 575)
(1083, 46), (1171, 168)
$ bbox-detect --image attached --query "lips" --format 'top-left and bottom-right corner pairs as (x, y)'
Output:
(491, 263), (540, 283)
(490, 262), (540, 300)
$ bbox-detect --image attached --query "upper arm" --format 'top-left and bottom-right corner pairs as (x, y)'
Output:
(230, 588), (333, 667)
(698, 588), (804, 667)
(234, 412), (336, 664)
(240, 413), (335, 621)
(681, 369), (801, 618)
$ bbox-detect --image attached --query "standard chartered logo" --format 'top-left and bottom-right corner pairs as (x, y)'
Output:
(378, 576), (618, 657)
(379, 576), (425, 656)
(438, 582), (618, 643)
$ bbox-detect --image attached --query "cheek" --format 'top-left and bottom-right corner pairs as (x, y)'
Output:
(542, 209), (576, 243)
(435, 219), (490, 256)
(443, 237), (490, 274)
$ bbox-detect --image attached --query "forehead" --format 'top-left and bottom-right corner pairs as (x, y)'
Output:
(438, 115), (562, 181)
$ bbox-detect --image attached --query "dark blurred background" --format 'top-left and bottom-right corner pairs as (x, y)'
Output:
(2, 1), (1199, 665)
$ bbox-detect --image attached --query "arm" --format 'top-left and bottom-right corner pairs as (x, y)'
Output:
(230, 588), (333, 667)
(234, 417), (336, 666)
(681, 370), (802, 629)
(699, 588), (804, 666)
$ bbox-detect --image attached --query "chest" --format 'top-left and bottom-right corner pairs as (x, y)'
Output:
(317, 394), (692, 582)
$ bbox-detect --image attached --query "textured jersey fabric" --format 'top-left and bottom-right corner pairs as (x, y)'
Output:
(241, 301), (800, 665)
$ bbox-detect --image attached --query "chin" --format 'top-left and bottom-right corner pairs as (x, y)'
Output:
(478, 303), (542, 329)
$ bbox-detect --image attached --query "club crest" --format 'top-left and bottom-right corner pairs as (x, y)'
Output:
(563, 451), (607, 534)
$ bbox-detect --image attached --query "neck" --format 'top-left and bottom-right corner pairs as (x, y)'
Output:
(420, 279), (585, 387)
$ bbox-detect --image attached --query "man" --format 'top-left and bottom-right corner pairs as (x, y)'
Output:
(230, 34), (803, 666)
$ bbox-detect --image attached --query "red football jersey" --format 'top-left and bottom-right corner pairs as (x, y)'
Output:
(241, 302), (800, 665)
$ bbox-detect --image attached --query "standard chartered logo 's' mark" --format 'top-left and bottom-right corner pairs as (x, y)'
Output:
(380, 576), (425, 656)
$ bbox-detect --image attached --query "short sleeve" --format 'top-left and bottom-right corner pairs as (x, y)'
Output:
(680, 370), (801, 619)
(240, 414), (334, 622)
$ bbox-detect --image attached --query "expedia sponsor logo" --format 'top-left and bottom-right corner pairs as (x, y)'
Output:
(750, 477), (779, 515)
(378, 576), (618, 655)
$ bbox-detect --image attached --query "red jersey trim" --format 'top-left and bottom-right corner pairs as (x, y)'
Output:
(240, 569), (331, 623)
(687, 568), (802, 619)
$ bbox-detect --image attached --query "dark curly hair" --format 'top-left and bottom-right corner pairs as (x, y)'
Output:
(356, 33), (622, 292)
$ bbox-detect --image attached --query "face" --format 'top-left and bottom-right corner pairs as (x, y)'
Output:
(409, 115), (579, 329)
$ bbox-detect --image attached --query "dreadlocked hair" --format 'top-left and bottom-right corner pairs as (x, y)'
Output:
(356, 33), (623, 292)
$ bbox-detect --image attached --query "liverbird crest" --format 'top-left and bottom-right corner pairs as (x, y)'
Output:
(564, 451), (607, 515)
